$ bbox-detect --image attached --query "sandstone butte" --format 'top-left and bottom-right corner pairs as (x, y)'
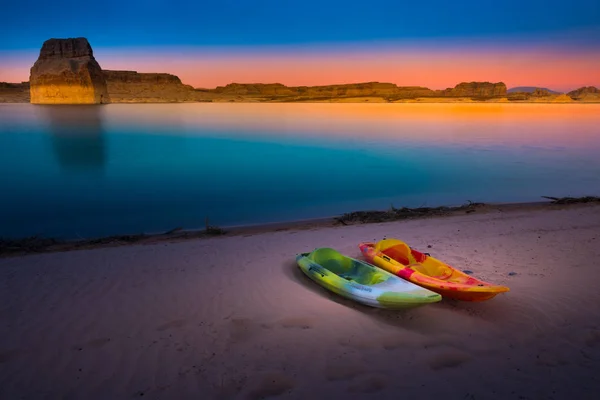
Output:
(29, 38), (110, 104)
(0, 37), (594, 104)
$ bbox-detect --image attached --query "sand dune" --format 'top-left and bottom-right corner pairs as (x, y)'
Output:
(1, 204), (600, 399)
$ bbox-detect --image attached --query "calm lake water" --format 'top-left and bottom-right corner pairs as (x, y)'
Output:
(1, 103), (599, 239)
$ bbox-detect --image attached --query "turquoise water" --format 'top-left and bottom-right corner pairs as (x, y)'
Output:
(1, 103), (599, 239)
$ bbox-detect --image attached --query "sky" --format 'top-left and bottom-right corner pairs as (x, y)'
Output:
(1, 0), (599, 91)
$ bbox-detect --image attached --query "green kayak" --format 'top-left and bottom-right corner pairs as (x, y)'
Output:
(296, 248), (442, 309)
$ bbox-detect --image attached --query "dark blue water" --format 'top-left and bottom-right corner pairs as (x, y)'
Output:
(1, 103), (599, 239)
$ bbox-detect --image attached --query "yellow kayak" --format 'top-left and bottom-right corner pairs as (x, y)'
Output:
(359, 239), (509, 301)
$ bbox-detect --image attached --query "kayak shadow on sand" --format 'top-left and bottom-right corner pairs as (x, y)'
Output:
(283, 257), (435, 328)
(283, 257), (515, 333)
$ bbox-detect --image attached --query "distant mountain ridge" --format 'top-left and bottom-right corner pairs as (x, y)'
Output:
(507, 86), (562, 94)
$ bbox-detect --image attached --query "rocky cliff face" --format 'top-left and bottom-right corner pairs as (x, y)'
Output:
(392, 86), (438, 99)
(568, 86), (600, 101)
(29, 38), (109, 104)
(439, 82), (507, 97)
(507, 90), (577, 102)
(297, 82), (402, 98)
(530, 88), (552, 97)
(103, 70), (199, 102)
(211, 82), (436, 100)
(213, 83), (296, 96)
(506, 91), (531, 101)
(0, 82), (30, 103)
(507, 88), (552, 100)
(297, 82), (436, 99)
(507, 86), (560, 94)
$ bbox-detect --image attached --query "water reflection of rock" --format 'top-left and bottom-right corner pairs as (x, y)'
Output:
(41, 105), (106, 172)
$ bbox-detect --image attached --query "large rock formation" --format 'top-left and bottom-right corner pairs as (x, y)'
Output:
(296, 82), (435, 99)
(211, 81), (505, 101)
(530, 88), (552, 97)
(103, 70), (199, 102)
(568, 86), (600, 101)
(296, 82), (402, 98)
(506, 87), (558, 101)
(439, 82), (507, 98)
(29, 38), (109, 104)
(392, 86), (438, 99)
(507, 86), (561, 94)
(211, 82), (436, 101)
(506, 91), (531, 101)
(212, 83), (296, 96)
(0, 82), (30, 103)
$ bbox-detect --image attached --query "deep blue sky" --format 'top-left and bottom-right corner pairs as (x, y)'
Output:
(1, 0), (599, 50)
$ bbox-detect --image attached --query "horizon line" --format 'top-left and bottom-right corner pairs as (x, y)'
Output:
(3, 77), (597, 94)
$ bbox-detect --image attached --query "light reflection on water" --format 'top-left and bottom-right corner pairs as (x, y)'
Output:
(0, 103), (599, 239)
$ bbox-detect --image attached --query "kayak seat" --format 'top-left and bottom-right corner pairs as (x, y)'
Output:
(310, 248), (387, 285)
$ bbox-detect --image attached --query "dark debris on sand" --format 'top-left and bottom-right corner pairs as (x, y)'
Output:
(541, 195), (600, 205)
(0, 226), (227, 257)
(2, 196), (599, 257)
(335, 201), (486, 225)
(0, 236), (62, 255)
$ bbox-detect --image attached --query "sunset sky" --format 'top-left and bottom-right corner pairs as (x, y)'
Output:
(1, 0), (599, 91)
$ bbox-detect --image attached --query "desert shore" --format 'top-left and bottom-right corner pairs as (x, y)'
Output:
(1, 203), (600, 399)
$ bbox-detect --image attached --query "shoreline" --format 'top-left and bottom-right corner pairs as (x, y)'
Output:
(2, 196), (598, 258)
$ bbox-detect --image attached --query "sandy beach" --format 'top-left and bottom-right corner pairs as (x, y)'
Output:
(1, 203), (600, 399)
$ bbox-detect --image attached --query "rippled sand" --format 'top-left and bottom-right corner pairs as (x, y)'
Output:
(1, 204), (600, 399)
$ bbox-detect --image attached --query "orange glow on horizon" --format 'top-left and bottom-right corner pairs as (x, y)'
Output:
(1, 45), (599, 92)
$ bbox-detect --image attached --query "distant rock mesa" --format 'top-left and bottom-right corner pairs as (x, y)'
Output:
(212, 82), (438, 100)
(0, 82), (30, 103)
(568, 86), (599, 101)
(439, 82), (507, 97)
(103, 70), (198, 102)
(29, 38), (109, 104)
